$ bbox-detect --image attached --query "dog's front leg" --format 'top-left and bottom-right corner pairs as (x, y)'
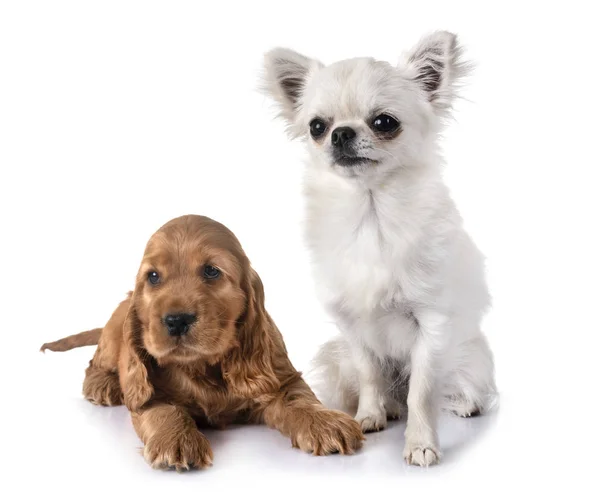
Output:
(131, 403), (213, 471)
(257, 375), (364, 455)
(349, 339), (388, 432)
(404, 310), (447, 466)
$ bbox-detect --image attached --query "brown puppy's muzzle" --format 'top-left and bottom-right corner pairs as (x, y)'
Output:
(142, 287), (241, 363)
(162, 312), (197, 337)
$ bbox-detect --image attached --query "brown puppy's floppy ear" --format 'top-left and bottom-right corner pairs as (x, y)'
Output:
(119, 293), (154, 410)
(223, 267), (280, 398)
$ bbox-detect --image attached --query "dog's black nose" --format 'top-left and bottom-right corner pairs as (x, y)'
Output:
(331, 126), (356, 148)
(163, 313), (196, 336)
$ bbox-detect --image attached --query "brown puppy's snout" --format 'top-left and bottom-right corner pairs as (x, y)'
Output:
(163, 312), (197, 337)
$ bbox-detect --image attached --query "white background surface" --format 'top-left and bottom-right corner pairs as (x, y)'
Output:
(1, 1), (599, 492)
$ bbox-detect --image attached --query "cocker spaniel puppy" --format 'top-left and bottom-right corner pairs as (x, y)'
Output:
(41, 215), (364, 470)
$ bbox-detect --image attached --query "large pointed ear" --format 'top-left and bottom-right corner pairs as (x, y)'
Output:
(119, 295), (154, 411)
(222, 267), (280, 398)
(404, 31), (470, 115)
(262, 47), (323, 137)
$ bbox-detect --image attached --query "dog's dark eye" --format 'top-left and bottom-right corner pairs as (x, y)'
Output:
(309, 118), (327, 139)
(202, 265), (221, 280)
(371, 114), (400, 133)
(147, 271), (160, 285)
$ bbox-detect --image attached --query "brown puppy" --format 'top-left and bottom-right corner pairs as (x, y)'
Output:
(41, 215), (364, 470)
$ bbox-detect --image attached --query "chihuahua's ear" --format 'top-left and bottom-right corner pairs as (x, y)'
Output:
(404, 31), (470, 115)
(262, 48), (323, 137)
(119, 292), (154, 411)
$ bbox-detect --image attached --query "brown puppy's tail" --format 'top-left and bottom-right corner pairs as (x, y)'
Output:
(40, 328), (102, 353)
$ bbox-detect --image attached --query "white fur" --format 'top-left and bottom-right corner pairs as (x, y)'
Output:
(263, 31), (496, 467)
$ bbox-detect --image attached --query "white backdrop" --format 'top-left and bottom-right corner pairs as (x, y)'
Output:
(1, 1), (598, 492)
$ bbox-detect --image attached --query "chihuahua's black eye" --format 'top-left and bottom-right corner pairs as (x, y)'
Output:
(309, 118), (327, 139)
(147, 271), (160, 285)
(202, 265), (221, 280)
(371, 114), (400, 133)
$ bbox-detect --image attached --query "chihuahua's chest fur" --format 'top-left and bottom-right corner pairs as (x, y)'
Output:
(303, 166), (454, 358)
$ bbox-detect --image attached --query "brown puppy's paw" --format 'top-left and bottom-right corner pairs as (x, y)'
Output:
(83, 368), (123, 406)
(143, 428), (213, 471)
(292, 409), (365, 455)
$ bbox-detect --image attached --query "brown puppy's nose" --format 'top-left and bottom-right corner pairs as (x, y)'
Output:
(163, 313), (196, 337)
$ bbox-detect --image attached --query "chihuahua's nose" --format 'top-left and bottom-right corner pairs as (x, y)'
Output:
(163, 313), (196, 337)
(331, 126), (356, 148)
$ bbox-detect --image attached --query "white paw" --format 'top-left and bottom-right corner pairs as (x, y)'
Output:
(444, 395), (481, 418)
(355, 408), (387, 432)
(384, 398), (406, 420)
(403, 442), (441, 467)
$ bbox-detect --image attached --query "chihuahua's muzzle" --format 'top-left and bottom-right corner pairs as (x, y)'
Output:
(330, 126), (375, 167)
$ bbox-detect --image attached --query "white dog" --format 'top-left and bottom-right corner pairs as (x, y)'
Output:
(263, 31), (496, 466)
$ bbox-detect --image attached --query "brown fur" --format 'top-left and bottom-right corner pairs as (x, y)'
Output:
(40, 328), (102, 352)
(42, 215), (364, 470)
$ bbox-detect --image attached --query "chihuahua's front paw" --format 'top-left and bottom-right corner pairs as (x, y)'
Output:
(403, 440), (441, 467)
(355, 406), (387, 432)
(292, 409), (364, 455)
(143, 428), (213, 471)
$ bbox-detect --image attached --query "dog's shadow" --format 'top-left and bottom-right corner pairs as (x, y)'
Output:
(76, 400), (497, 474)
(436, 410), (498, 462)
(347, 410), (498, 473)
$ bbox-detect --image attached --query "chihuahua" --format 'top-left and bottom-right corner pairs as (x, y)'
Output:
(263, 31), (496, 466)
